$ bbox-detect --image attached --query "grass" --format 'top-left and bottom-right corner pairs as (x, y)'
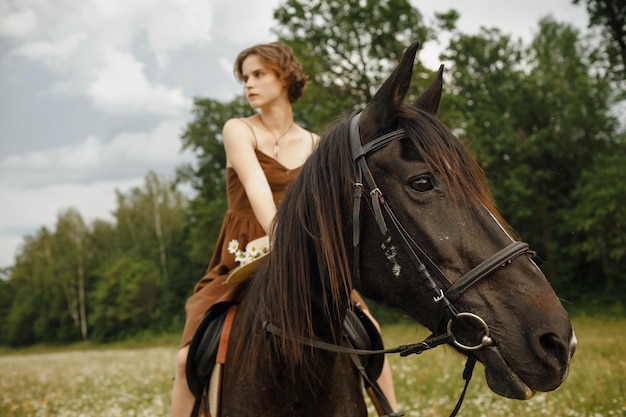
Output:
(0, 316), (624, 417)
(384, 316), (626, 417)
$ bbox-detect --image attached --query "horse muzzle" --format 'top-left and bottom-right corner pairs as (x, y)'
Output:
(477, 326), (576, 400)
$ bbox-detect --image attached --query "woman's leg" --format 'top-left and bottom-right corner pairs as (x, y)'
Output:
(376, 356), (398, 411)
(171, 346), (197, 417)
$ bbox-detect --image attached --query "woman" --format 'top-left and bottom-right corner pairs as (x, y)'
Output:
(171, 42), (397, 416)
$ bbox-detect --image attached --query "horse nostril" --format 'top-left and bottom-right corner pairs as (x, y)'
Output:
(538, 333), (568, 369)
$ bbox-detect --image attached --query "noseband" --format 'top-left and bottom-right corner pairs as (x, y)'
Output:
(349, 112), (532, 350)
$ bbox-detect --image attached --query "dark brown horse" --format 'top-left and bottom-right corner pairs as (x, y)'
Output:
(219, 42), (576, 416)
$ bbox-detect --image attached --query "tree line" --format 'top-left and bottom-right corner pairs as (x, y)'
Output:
(1, 0), (624, 346)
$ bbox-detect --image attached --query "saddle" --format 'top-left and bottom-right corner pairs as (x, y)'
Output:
(186, 301), (386, 417)
(186, 301), (237, 417)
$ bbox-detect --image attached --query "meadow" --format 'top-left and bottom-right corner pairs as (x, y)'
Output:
(1, 316), (624, 417)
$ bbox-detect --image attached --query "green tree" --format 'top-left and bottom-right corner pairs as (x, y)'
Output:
(54, 208), (90, 340)
(567, 149), (626, 295)
(0, 275), (13, 344)
(112, 172), (188, 263)
(441, 18), (619, 298)
(109, 172), (192, 332)
(573, 0), (626, 79)
(90, 256), (161, 342)
(273, 0), (439, 131)
(5, 228), (62, 345)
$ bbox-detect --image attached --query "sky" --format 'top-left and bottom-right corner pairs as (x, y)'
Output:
(0, 0), (589, 269)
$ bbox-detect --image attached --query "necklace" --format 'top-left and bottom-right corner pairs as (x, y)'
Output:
(259, 116), (295, 158)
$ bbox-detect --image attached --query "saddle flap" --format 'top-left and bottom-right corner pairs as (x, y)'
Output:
(186, 301), (236, 399)
(343, 303), (385, 384)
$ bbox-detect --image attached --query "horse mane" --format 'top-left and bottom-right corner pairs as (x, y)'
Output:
(231, 105), (509, 383)
(232, 117), (357, 383)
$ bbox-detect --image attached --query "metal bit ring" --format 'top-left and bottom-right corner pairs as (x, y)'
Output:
(447, 312), (493, 351)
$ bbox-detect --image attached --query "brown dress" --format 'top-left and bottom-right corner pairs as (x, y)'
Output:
(180, 149), (303, 347)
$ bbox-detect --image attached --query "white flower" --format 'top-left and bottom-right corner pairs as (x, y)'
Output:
(227, 239), (239, 254)
(247, 243), (260, 258)
(229, 237), (270, 267)
(234, 251), (248, 264)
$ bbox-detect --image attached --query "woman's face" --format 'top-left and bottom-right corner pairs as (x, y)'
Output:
(240, 54), (285, 108)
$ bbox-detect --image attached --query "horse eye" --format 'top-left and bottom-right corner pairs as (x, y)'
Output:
(409, 176), (434, 192)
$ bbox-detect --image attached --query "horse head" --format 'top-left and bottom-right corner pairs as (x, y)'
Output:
(352, 42), (576, 400)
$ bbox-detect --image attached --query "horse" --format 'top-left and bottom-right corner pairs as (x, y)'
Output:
(216, 42), (576, 416)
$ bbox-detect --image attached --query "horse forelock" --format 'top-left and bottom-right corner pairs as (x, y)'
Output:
(400, 109), (510, 231)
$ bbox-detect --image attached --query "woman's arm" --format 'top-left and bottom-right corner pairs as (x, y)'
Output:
(222, 118), (276, 235)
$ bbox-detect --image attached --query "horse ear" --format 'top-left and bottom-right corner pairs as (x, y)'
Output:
(413, 65), (444, 115)
(360, 42), (420, 133)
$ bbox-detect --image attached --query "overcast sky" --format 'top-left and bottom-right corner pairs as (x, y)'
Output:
(0, 0), (588, 268)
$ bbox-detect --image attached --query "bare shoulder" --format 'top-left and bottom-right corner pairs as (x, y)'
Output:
(296, 125), (320, 146)
(222, 117), (255, 145)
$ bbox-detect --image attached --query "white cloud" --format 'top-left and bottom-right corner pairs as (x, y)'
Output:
(13, 33), (86, 61)
(0, 9), (36, 38)
(212, 0), (278, 45)
(143, 0), (213, 66)
(0, 118), (195, 187)
(5, 0), (213, 115)
(108, 119), (190, 162)
(87, 48), (191, 115)
(12, 34), (87, 75)
(218, 56), (233, 75)
(84, 0), (213, 62)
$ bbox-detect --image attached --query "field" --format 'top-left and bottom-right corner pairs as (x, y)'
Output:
(1, 316), (624, 417)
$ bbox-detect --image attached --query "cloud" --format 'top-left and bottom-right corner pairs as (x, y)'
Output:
(13, 33), (86, 61)
(142, 0), (214, 66)
(4, 0), (213, 115)
(0, 118), (195, 187)
(87, 47), (191, 115)
(0, 9), (36, 38)
(212, 0), (278, 45)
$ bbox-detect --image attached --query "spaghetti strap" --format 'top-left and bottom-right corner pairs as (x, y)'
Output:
(238, 118), (259, 149)
(310, 132), (315, 152)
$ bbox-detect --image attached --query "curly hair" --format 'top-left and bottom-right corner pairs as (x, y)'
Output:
(234, 42), (308, 103)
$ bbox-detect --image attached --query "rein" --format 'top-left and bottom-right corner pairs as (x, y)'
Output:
(262, 319), (455, 357)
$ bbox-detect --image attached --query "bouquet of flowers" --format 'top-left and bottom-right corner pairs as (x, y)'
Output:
(228, 236), (270, 266)
(225, 236), (270, 285)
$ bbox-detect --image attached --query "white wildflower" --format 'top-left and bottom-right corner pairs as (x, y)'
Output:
(227, 239), (239, 254)
(234, 251), (248, 264)
(247, 243), (260, 258)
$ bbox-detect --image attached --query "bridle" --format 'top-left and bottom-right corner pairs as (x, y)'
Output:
(348, 112), (532, 416)
(349, 112), (531, 348)
(263, 113), (534, 417)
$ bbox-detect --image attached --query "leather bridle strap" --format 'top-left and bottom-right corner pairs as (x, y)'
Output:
(350, 114), (459, 324)
(349, 113), (533, 331)
(262, 320), (454, 357)
(447, 241), (531, 302)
